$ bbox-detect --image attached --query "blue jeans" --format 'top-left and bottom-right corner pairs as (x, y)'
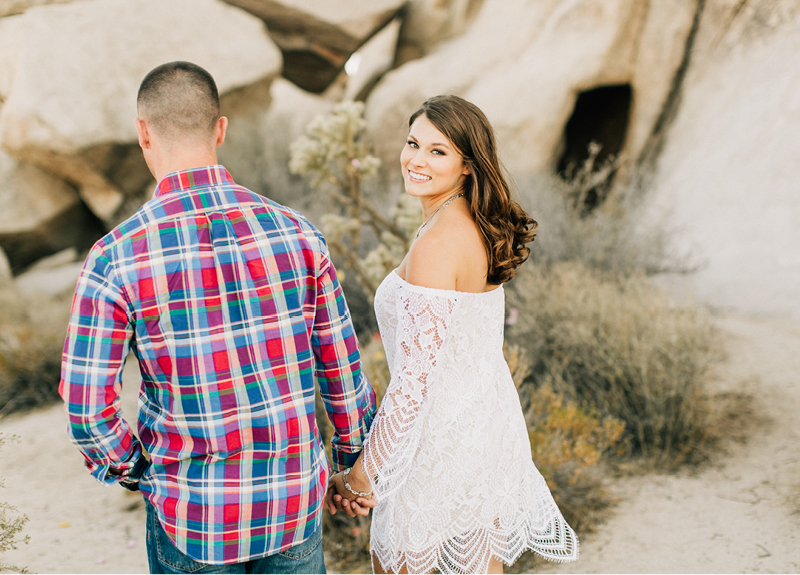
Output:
(145, 500), (326, 574)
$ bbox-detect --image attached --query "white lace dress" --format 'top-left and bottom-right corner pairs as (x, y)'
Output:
(361, 271), (578, 574)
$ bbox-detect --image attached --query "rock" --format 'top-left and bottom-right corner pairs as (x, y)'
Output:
(0, 150), (102, 272)
(24, 246), (77, 271)
(0, 0), (282, 226)
(0, 0), (72, 18)
(221, 0), (405, 93)
(645, 0), (800, 323)
(341, 18), (401, 102)
(14, 251), (84, 296)
(218, 77), (334, 224)
(365, 0), (696, 186)
(628, 0), (698, 161)
(0, 245), (10, 283)
(394, 0), (483, 66)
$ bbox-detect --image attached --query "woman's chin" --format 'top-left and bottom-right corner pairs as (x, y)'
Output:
(404, 182), (434, 197)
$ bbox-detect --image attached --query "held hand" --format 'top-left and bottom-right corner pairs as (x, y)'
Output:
(325, 471), (375, 518)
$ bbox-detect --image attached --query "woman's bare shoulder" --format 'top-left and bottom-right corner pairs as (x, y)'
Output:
(405, 211), (487, 291)
(405, 224), (458, 290)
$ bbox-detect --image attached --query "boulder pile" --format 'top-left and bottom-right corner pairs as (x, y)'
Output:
(0, 0), (797, 326)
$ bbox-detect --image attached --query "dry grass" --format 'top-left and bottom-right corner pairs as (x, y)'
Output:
(517, 172), (688, 275)
(0, 327), (62, 417)
(508, 260), (721, 468)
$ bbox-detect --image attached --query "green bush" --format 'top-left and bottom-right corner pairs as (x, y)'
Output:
(507, 260), (720, 467)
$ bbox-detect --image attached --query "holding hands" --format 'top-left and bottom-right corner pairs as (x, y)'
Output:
(326, 462), (375, 518)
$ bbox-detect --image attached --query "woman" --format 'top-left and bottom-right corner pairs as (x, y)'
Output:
(327, 95), (578, 574)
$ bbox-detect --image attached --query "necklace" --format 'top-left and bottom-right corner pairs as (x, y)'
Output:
(415, 192), (465, 239)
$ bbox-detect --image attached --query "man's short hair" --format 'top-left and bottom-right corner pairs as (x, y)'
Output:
(137, 61), (220, 141)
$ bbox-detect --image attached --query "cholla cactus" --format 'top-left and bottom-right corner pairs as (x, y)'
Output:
(360, 193), (421, 291)
(290, 102), (418, 300)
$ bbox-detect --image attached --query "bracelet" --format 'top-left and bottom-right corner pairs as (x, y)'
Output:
(343, 467), (372, 497)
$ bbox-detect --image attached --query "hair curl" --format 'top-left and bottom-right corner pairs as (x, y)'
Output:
(410, 95), (537, 284)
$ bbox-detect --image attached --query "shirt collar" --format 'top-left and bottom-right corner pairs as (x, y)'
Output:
(154, 165), (235, 198)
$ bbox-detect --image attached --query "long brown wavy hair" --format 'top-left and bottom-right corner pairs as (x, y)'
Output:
(409, 95), (537, 284)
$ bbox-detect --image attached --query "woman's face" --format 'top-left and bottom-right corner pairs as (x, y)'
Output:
(400, 114), (469, 200)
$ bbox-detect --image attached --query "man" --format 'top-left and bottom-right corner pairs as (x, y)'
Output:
(59, 61), (376, 573)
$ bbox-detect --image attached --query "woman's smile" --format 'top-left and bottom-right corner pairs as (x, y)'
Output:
(408, 170), (432, 183)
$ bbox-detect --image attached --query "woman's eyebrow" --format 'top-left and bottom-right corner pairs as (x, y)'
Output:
(408, 135), (451, 149)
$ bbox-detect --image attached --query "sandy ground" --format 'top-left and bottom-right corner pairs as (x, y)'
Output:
(1, 312), (799, 574)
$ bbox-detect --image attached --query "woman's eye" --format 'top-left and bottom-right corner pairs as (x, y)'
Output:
(407, 140), (418, 148)
(432, 149), (444, 156)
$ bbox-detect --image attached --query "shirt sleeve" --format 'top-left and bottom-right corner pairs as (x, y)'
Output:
(361, 284), (457, 500)
(59, 244), (142, 485)
(311, 250), (377, 471)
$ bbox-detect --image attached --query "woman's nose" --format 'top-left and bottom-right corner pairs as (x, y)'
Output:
(409, 149), (426, 167)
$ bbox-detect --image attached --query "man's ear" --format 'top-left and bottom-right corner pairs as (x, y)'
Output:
(135, 118), (150, 150)
(215, 116), (228, 148)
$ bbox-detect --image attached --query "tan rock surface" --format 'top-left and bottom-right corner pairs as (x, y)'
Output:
(0, 244), (10, 282)
(222, 0), (405, 93)
(0, 150), (78, 235)
(0, 0), (282, 225)
(341, 17), (401, 102)
(14, 247), (83, 296)
(394, 0), (483, 66)
(0, 0), (72, 18)
(645, 0), (800, 324)
(0, 149), (101, 271)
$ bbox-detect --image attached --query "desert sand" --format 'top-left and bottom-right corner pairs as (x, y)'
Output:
(1, 312), (799, 574)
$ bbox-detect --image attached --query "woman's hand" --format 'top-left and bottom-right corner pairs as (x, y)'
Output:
(325, 470), (375, 518)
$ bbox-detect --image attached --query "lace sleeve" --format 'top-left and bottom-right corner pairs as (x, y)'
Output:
(361, 284), (458, 500)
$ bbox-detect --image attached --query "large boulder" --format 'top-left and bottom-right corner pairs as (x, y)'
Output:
(342, 17), (401, 102)
(394, 0), (484, 66)
(365, 0), (697, 185)
(221, 0), (405, 93)
(0, 0), (282, 226)
(645, 0), (800, 323)
(0, 150), (102, 272)
(14, 247), (83, 297)
(0, 245), (10, 282)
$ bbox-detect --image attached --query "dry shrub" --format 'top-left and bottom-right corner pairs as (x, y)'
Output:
(508, 260), (720, 468)
(0, 327), (63, 417)
(509, 344), (625, 531)
(517, 172), (688, 275)
(524, 383), (625, 530)
(0, 434), (29, 573)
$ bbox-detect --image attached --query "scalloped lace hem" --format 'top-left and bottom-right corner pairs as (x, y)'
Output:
(370, 514), (579, 574)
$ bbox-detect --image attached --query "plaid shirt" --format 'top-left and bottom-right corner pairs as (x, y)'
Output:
(60, 165), (376, 564)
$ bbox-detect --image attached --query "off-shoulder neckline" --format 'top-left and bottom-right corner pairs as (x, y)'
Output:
(391, 270), (503, 297)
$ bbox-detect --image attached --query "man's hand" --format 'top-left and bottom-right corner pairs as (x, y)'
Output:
(325, 471), (375, 518)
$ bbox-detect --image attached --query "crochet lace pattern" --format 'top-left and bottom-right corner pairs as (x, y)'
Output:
(362, 272), (578, 574)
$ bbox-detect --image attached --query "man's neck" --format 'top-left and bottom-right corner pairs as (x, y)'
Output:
(153, 149), (219, 183)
